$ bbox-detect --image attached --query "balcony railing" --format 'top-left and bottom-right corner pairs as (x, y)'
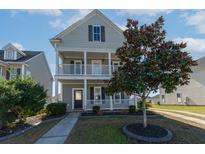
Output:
(58, 64), (120, 76)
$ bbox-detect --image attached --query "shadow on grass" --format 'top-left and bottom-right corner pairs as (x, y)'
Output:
(65, 114), (205, 144)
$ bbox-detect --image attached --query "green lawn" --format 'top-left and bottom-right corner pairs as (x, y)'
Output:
(65, 115), (205, 144)
(152, 104), (205, 114)
(0, 119), (60, 144)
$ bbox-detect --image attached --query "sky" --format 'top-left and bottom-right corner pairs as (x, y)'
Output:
(1, 9), (205, 76)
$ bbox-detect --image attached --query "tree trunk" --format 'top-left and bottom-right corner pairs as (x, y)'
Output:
(142, 98), (147, 128)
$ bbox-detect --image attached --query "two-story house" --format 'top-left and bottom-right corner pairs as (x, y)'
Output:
(160, 56), (205, 106)
(50, 9), (136, 111)
(0, 43), (53, 98)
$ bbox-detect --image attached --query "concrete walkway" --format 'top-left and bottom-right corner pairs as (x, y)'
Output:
(152, 109), (205, 126)
(35, 112), (80, 144)
(152, 108), (205, 118)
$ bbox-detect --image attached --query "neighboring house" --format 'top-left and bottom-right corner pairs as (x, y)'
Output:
(0, 43), (53, 98)
(146, 94), (160, 104)
(50, 9), (137, 111)
(160, 57), (205, 106)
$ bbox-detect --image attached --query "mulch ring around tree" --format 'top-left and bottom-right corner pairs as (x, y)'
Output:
(81, 110), (158, 117)
(123, 123), (173, 143)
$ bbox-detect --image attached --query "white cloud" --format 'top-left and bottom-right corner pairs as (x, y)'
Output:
(49, 9), (92, 29)
(116, 9), (173, 17)
(174, 37), (205, 53)
(184, 11), (205, 34)
(11, 42), (25, 50)
(115, 23), (127, 30)
(11, 9), (63, 17)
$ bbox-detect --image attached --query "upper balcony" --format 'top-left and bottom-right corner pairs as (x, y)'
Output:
(55, 51), (121, 80)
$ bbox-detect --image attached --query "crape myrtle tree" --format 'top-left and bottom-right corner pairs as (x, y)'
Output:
(106, 16), (197, 128)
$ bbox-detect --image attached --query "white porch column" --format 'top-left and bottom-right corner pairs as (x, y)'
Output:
(55, 43), (59, 100)
(110, 96), (113, 111)
(21, 64), (25, 79)
(84, 51), (87, 75)
(84, 79), (87, 110)
(108, 52), (112, 75)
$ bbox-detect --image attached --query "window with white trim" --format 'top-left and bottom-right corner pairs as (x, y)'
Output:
(4, 51), (16, 60)
(113, 92), (121, 104)
(94, 87), (101, 104)
(93, 26), (101, 42)
(10, 68), (21, 79)
(162, 95), (165, 103)
(177, 93), (182, 103)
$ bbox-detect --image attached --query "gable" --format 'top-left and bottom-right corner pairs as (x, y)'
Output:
(52, 10), (125, 52)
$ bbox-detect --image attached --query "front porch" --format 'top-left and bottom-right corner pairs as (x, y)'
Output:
(60, 79), (137, 111)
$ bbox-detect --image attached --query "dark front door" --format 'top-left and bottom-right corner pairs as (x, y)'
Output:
(74, 90), (83, 109)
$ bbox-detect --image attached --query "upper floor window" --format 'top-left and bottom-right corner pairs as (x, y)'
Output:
(93, 26), (101, 41)
(88, 25), (105, 42)
(4, 51), (16, 60)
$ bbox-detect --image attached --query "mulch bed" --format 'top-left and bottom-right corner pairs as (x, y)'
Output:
(0, 113), (66, 138)
(81, 110), (157, 116)
(126, 123), (168, 138)
(0, 123), (31, 138)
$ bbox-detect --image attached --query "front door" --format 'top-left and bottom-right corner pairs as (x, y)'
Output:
(74, 90), (83, 109)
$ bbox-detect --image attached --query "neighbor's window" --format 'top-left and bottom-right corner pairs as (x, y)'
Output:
(113, 92), (121, 104)
(93, 26), (101, 41)
(5, 51), (15, 60)
(177, 93), (182, 103)
(162, 95), (165, 103)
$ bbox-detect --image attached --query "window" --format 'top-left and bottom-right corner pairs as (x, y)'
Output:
(112, 61), (120, 72)
(93, 26), (101, 41)
(74, 60), (82, 74)
(10, 68), (21, 79)
(92, 60), (102, 75)
(5, 51), (16, 60)
(162, 95), (165, 103)
(177, 93), (182, 103)
(26, 70), (31, 77)
(94, 87), (101, 104)
(113, 92), (121, 104)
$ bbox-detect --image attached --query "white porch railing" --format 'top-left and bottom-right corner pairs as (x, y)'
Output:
(58, 64), (120, 76)
(85, 99), (135, 110)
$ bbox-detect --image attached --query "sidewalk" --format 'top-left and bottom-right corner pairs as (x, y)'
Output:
(152, 108), (205, 118)
(35, 112), (80, 144)
(152, 109), (205, 126)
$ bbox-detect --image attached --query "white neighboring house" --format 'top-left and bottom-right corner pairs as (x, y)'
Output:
(0, 43), (53, 99)
(50, 9), (137, 111)
(160, 56), (205, 106)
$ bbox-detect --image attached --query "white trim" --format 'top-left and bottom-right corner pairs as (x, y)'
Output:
(55, 47), (118, 53)
(113, 92), (122, 104)
(91, 60), (102, 75)
(55, 75), (111, 80)
(94, 86), (102, 104)
(74, 60), (82, 74)
(72, 88), (84, 110)
(93, 25), (101, 42)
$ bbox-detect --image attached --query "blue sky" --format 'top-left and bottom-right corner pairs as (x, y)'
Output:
(1, 9), (205, 75)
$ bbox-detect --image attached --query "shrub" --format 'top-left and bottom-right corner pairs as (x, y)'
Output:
(129, 105), (136, 113)
(8, 78), (47, 122)
(92, 106), (100, 114)
(137, 101), (152, 110)
(46, 102), (67, 116)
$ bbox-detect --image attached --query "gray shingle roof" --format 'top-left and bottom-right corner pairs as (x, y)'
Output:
(0, 50), (42, 62)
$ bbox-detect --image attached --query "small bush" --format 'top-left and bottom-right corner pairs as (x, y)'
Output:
(46, 102), (67, 116)
(92, 106), (100, 114)
(137, 101), (152, 110)
(129, 105), (136, 113)
(157, 101), (160, 105)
